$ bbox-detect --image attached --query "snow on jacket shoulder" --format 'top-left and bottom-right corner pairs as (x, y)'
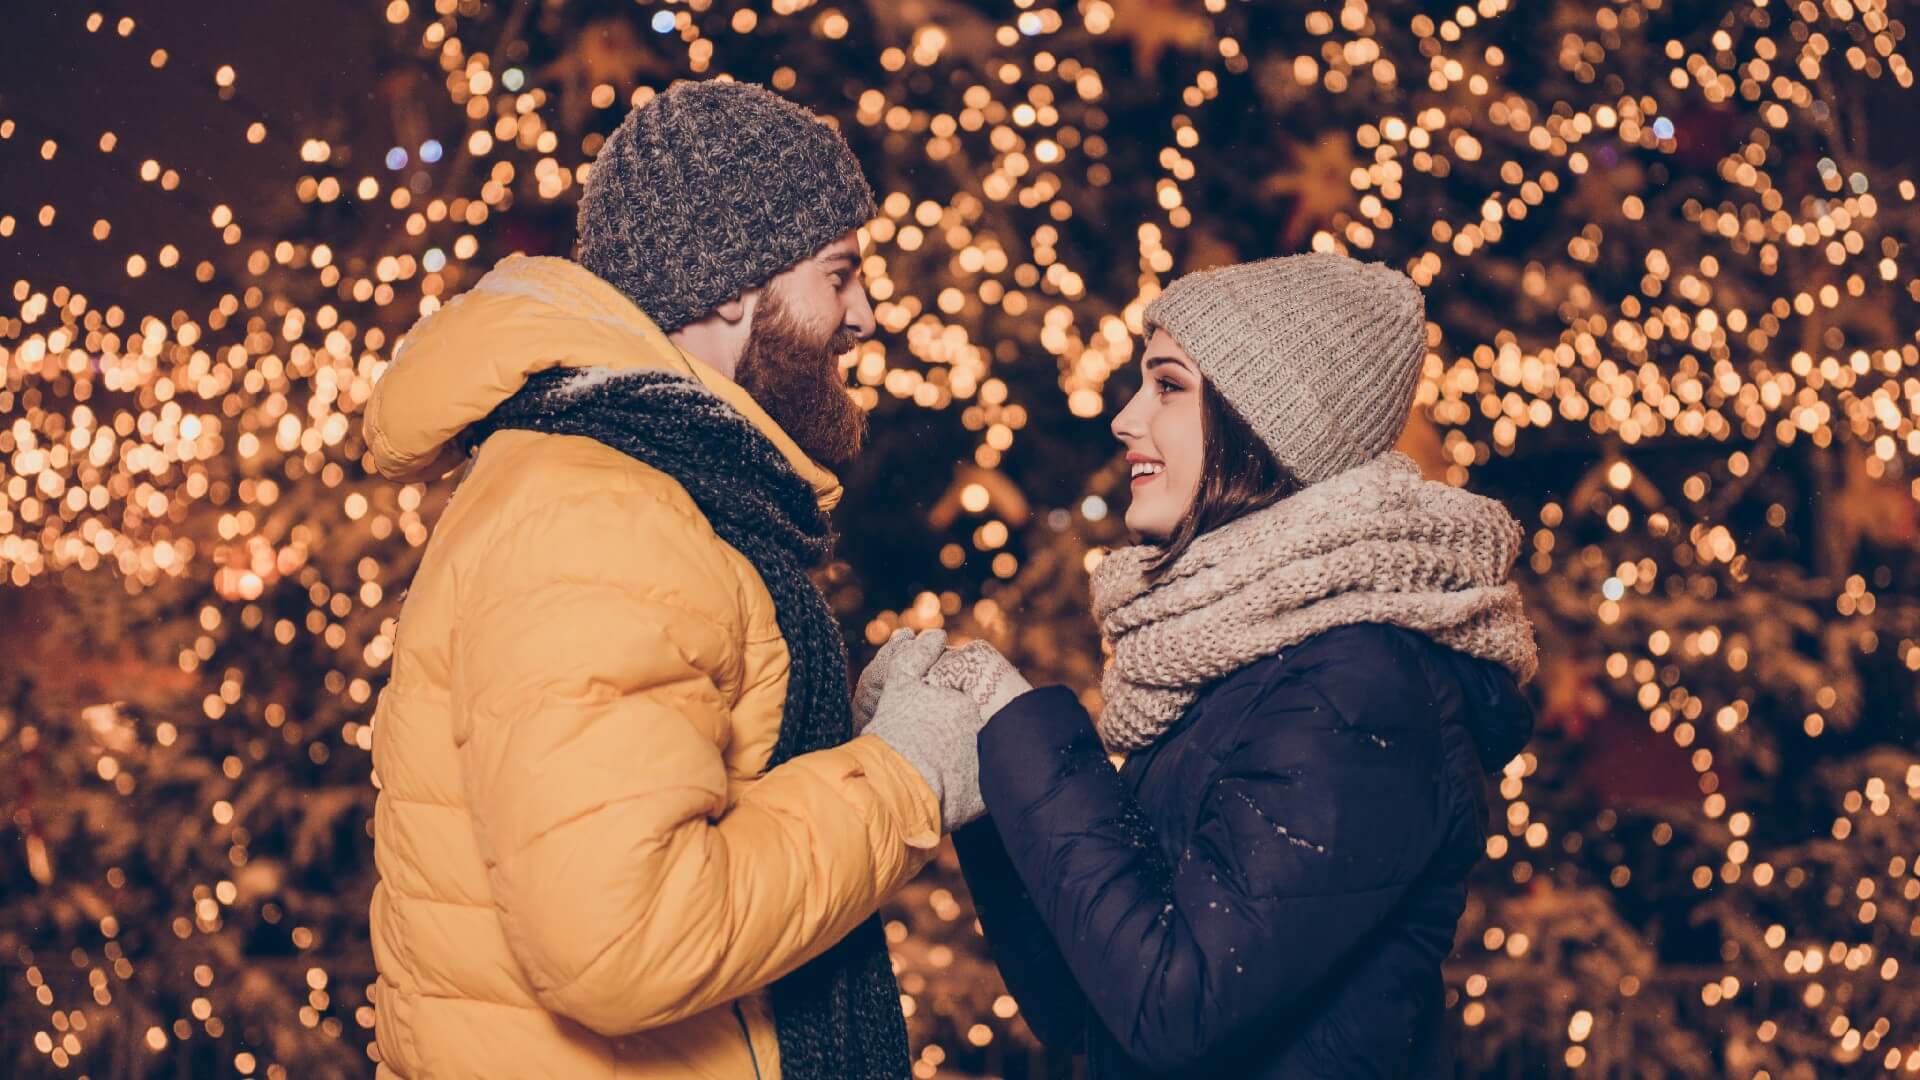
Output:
(960, 622), (1534, 1078)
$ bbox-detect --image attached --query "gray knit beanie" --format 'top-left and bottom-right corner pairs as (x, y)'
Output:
(1145, 252), (1427, 485)
(576, 79), (878, 332)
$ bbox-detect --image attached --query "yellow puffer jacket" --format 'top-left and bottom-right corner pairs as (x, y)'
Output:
(362, 255), (941, 1079)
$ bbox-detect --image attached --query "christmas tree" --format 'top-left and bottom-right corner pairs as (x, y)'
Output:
(3, 0), (1917, 1076)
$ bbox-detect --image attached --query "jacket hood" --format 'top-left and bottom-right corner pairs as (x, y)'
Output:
(361, 254), (843, 510)
(1439, 646), (1536, 772)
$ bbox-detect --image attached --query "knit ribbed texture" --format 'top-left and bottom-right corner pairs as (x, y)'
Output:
(576, 79), (878, 332)
(929, 640), (1032, 718)
(1090, 452), (1538, 752)
(1146, 252), (1427, 484)
(471, 368), (908, 1080)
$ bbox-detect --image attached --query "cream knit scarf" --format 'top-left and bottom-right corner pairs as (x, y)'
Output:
(1089, 452), (1539, 752)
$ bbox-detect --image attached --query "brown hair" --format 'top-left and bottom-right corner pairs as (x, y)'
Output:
(1146, 382), (1303, 577)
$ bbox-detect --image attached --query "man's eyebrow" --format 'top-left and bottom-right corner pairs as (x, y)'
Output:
(820, 250), (859, 269)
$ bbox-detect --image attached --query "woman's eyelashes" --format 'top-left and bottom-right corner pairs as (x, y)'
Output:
(1155, 376), (1183, 396)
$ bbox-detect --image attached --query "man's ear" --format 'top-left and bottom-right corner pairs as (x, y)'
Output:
(713, 288), (759, 329)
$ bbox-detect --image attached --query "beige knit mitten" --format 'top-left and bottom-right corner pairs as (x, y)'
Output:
(862, 631), (990, 831)
(928, 640), (1033, 721)
(852, 627), (914, 733)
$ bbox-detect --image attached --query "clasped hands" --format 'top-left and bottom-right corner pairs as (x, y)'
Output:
(852, 629), (1032, 831)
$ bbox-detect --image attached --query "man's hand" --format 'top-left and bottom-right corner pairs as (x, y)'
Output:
(852, 627), (915, 733)
(862, 630), (992, 831)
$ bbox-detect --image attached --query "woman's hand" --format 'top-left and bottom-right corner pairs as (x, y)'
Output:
(929, 640), (1034, 720)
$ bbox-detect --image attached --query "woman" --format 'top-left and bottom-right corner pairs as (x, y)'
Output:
(935, 253), (1539, 1076)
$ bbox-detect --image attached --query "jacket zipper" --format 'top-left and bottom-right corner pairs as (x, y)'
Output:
(732, 1001), (764, 1080)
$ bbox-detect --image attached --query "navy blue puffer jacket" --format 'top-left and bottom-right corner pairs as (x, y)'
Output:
(955, 623), (1535, 1078)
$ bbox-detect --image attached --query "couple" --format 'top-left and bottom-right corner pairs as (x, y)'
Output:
(362, 80), (1538, 1079)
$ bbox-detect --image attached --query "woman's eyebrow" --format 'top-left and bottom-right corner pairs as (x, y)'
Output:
(1144, 356), (1192, 373)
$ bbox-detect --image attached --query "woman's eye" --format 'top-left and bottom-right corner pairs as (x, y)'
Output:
(1156, 378), (1181, 394)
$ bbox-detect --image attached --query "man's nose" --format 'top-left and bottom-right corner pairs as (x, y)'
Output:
(843, 286), (877, 342)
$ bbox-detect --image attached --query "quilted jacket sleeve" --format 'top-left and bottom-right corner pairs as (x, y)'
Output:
(452, 492), (941, 1037)
(977, 633), (1455, 1073)
(952, 819), (1091, 1052)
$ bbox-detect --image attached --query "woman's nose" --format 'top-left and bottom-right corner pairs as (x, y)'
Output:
(1112, 388), (1147, 443)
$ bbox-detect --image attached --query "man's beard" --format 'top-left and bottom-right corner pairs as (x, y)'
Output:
(733, 292), (868, 466)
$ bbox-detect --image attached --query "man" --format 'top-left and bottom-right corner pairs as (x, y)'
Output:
(362, 80), (983, 1079)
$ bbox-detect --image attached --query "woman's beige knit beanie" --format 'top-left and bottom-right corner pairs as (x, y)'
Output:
(1144, 252), (1427, 485)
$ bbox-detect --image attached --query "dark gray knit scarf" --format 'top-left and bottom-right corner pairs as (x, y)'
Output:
(473, 367), (908, 1080)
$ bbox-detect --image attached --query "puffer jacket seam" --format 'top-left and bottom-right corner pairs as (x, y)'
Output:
(462, 451), (761, 670)
(453, 483), (740, 644)
(482, 443), (721, 531)
(381, 916), (433, 1076)
(363, 392), (404, 470)
(536, 760), (895, 1025)
(380, 887), (429, 997)
(387, 985), (563, 1010)
(1181, 659), (1312, 842)
(382, 791), (465, 811)
(461, 474), (713, 566)
(456, 533), (747, 707)
(465, 571), (727, 628)
(381, 883), (491, 902)
(1192, 673), (1431, 903)
(1114, 878), (1421, 1070)
(373, 980), (424, 1080)
(538, 887), (702, 1022)
(383, 889), (492, 909)
(507, 786), (721, 852)
(513, 439), (801, 642)
(453, 512), (743, 706)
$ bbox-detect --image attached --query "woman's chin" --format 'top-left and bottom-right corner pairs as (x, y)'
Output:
(1124, 508), (1173, 543)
